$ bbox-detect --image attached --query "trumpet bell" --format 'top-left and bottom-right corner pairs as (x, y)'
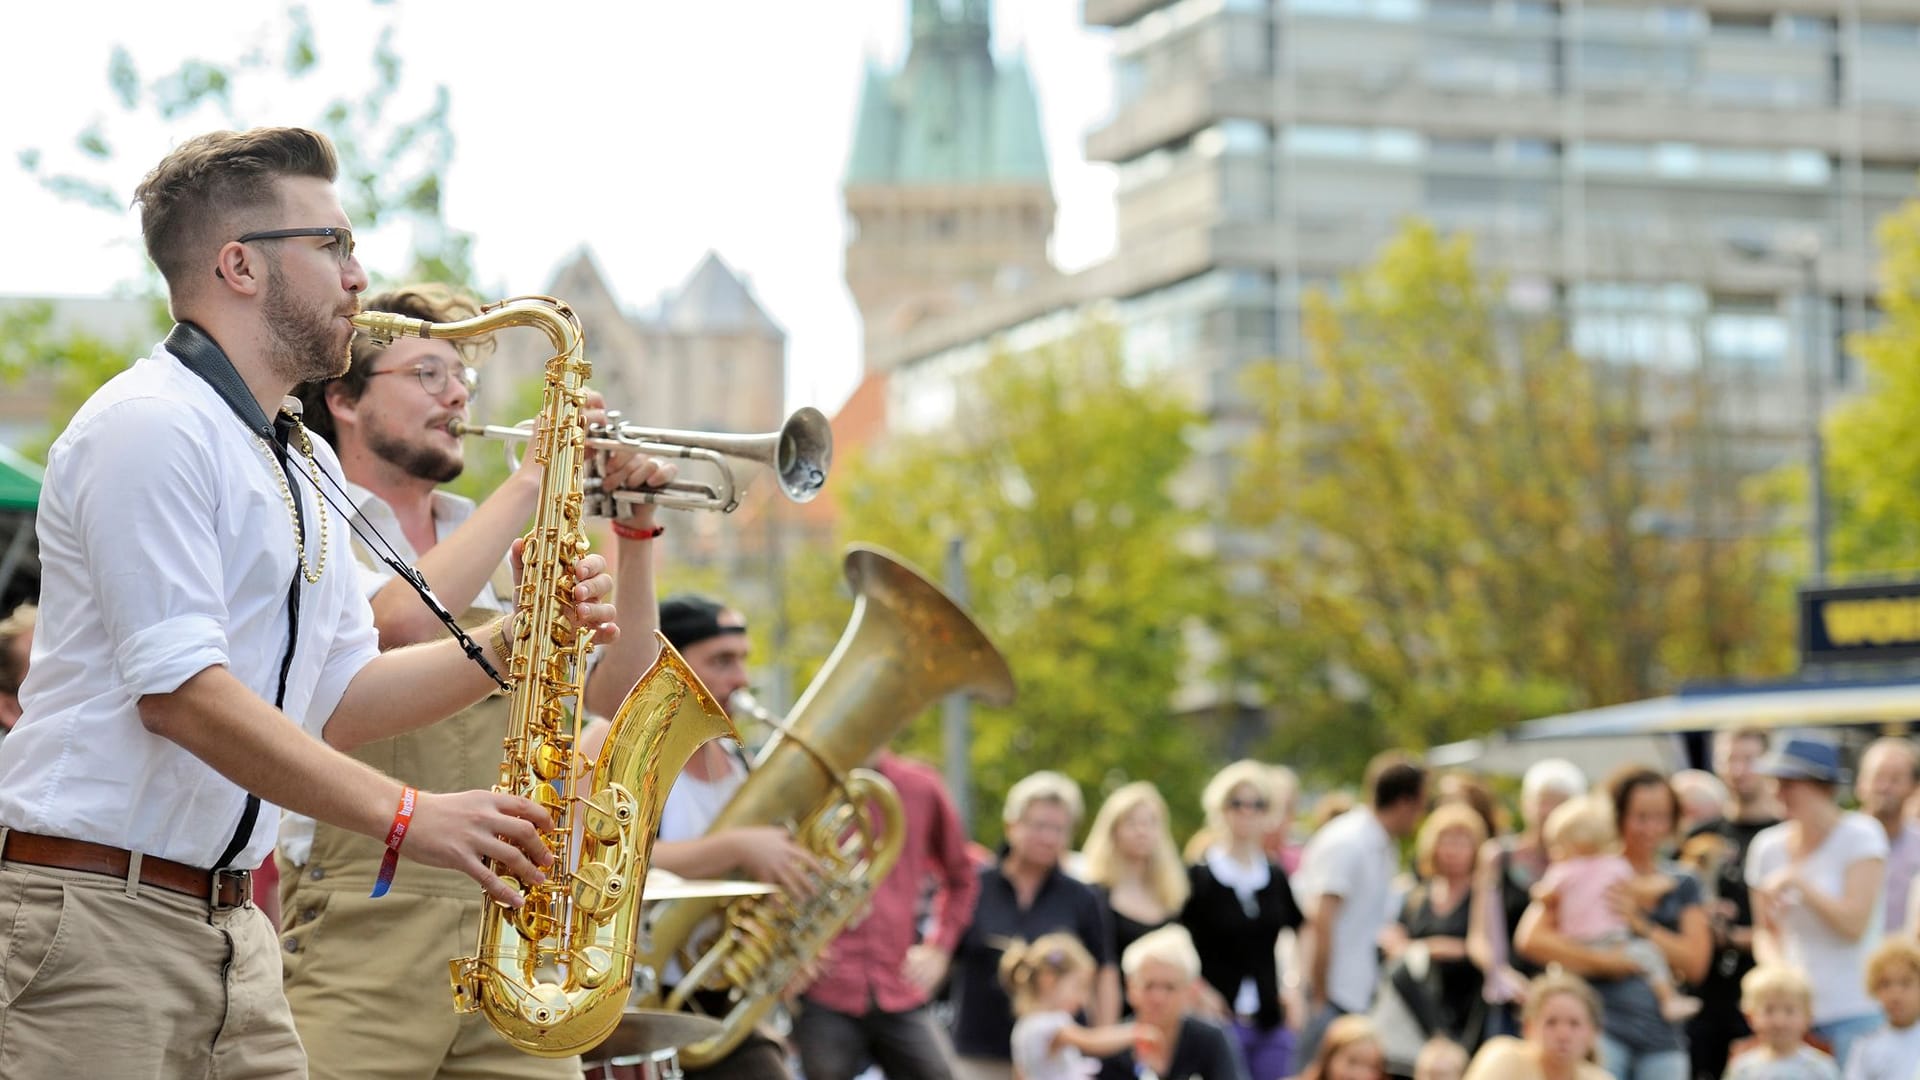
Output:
(774, 407), (832, 504)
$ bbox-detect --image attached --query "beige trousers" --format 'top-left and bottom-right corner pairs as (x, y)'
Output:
(279, 874), (579, 1080)
(0, 859), (305, 1079)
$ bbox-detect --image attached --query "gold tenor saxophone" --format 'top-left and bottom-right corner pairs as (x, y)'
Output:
(351, 297), (737, 1058)
(634, 545), (1015, 1067)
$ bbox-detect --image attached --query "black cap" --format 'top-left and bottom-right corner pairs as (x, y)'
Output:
(658, 594), (745, 652)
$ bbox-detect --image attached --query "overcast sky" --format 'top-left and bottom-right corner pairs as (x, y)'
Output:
(0, 0), (1118, 414)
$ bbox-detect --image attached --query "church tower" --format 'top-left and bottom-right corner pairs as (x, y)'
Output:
(844, 0), (1055, 370)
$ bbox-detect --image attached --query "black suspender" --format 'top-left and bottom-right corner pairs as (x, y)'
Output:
(164, 322), (303, 870)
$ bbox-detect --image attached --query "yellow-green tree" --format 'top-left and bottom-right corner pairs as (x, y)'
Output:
(780, 321), (1226, 840)
(1232, 222), (1794, 780)
(1827, 197), (1920, 575)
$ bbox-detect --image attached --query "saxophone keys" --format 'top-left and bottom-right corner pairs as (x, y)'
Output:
(571, 861), (628, 918)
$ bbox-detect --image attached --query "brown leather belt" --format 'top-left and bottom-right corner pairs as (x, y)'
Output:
(0, 830), (252, 908)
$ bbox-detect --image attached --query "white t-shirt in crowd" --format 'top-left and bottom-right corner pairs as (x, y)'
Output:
(1842, 1020), (1920, 1080)
(1726, 1044), (1841, 1080)
(1293, 806), (1397, 1013)
(1011, 1010), (1097, 1080)
(1746, 811), (1890, 1024)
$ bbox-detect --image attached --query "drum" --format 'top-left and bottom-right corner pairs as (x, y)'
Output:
(581, 1009), (725, 1080)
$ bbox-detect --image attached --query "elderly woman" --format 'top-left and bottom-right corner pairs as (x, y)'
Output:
(1468, 758), (1585, 1034)
(951, 771), (1117, 1080)
(1181, 759), (1305, 1080)
(1384, 802), (1488, 1048)
(1516, 766), (1711, 1080)
(1462, 973), (1611, 1080)
(1745, 736), (1889, 1066)
(1118, 925), (1251, 1080)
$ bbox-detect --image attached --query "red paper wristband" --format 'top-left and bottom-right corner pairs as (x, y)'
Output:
(370, 785), (417, 898)
(611, 522), (665, 542)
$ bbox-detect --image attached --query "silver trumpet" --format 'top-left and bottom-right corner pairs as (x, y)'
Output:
(450, 407), (833, 514)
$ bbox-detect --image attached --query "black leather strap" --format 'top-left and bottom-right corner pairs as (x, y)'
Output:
(165, 322), (302, 870)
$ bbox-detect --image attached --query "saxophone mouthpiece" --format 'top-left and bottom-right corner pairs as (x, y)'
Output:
(349, 310), (431, 345)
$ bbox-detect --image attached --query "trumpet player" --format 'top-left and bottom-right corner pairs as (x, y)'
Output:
(0, 128), (621, 1078)
(278, 282), (677, 1080)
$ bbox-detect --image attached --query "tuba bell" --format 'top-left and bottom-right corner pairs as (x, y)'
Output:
(632, 545), (1016, 1067)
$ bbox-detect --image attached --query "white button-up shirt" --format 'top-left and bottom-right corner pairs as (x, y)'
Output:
(0, 342), (381, 868)
(276, 481), (508, 866)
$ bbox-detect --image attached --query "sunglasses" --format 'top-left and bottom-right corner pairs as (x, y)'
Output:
(1227, 798), (1271, 812)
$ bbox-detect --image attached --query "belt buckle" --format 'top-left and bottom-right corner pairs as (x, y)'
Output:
(210, 867), (251, 910)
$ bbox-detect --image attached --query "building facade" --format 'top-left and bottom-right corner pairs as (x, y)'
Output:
(870, 0), (1920, 500)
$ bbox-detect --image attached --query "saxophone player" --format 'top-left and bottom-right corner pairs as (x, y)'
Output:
(276, 282), (675, 1079)
(0, 128), (620, 1077)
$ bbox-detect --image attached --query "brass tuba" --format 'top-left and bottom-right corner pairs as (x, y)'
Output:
(633, 545), (1016, 1067)
(351, 297), (738, 1058)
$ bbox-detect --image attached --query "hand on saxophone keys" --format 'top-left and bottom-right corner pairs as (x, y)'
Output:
(505, 540), (621, 640)
(396, 789), (557, 908)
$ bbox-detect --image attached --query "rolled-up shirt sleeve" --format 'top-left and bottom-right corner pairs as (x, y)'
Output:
(71, 398), (231, 696)
(307, 587), (380, 735)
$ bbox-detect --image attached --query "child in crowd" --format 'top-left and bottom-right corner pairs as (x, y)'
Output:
(1412, 1037), (1468, 1080)
(1727, 965), (1841, 1080)
(1843, 939), (1920, 1080)
(1002, 933), (1155, 1080)
(1297, 1016), (1386, 1080)
(1532, 795), (1702, 1023)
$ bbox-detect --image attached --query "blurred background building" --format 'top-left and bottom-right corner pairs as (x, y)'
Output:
(864, 0), (1920, 542)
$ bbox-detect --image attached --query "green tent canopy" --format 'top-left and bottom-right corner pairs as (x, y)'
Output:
(0, 444), (41, 512)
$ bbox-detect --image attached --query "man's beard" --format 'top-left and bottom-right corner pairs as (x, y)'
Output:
(261, 261), (353, 385)
(365, 419), (465, 484)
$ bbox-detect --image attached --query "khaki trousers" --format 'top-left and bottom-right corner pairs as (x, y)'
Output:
(279, 875), (579, 1080)
(0, 860), (304, 1079)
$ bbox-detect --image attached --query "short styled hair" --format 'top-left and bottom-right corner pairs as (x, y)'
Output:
(1543, 794), (1618, 859)
(133, 127), (339, 295)
(1867, 938), (1920, 993)
(1366, 750), (1426, 810)
(1003, 770), (1084, 828)
(1121, 923), (1202, 981)
(1741, 964), (1813, 1013)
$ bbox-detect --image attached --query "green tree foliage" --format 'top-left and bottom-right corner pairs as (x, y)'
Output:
(1231, 222), (1794, 781)
(775, 321), (1227, 840)
(1826, 197), (1920, 576)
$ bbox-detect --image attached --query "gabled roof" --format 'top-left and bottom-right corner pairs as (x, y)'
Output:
(663, 252), (783, 339)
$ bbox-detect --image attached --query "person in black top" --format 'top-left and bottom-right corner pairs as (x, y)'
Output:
(1181, 760), (1305, 1080)
(1122, 924), (1252, 1080)
(1083, 782), (1191, 1080)
(1384, 803), (1489, 1054)
(1684, 728), (1780, 1080)
(951, 771), (1115, 1080)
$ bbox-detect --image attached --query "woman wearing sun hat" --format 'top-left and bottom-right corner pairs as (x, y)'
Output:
(1744, 735), (1889, 1065)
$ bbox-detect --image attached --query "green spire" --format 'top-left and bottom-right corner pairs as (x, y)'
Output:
(845, 0), (1049, 186)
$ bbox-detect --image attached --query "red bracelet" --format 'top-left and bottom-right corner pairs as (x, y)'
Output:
(611, 522), (665, 542)
(370, 785), (417, 898)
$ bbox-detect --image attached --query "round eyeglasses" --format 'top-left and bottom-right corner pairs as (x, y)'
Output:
(364, 360), (480, 398)
(234, 226), (357, 269)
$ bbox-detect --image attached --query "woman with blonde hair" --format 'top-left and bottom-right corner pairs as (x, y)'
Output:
(1083, 783), (1189, 980)
(1180, 760), (1305, 1080)
(1383, 803), (1489, 1051)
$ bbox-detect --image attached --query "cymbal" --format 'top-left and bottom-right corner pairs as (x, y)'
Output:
(584, 1008), (724, 1061)
(641, 869), (779, 903)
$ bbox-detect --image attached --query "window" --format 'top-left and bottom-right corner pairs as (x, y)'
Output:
(1574, 141), (1656, 174)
